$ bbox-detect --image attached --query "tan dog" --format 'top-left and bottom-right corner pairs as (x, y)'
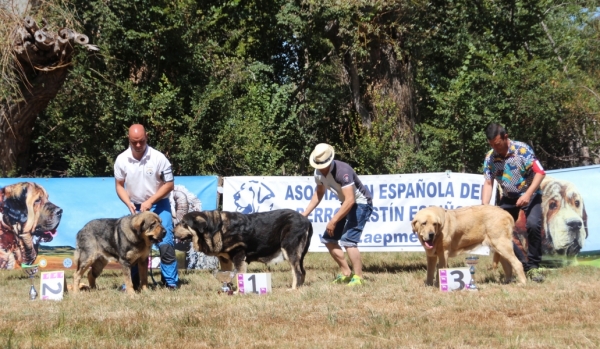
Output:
(513, 176), (588, 263)
(0, 182), (62, 269)
(72, 212), (165, 294)
(412, 206), (526, 286)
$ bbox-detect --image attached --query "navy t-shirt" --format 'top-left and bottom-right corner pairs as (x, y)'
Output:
(314, 160), (372, 205)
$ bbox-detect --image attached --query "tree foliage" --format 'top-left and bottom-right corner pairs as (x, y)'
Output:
(7, 0), (598, 178)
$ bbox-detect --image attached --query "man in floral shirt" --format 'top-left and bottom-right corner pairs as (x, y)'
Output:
(481, 123), (546, 282)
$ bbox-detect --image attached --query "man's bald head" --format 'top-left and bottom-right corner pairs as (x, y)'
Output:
(129, 124), (146, 138)
(128, 124), (148, 160)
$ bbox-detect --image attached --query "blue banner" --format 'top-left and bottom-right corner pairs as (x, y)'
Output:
(0, 176), (217, 270)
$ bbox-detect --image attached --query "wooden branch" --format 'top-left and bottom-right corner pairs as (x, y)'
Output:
(74, 33), (89, 45)
(34, 29), (54, 51)
(540, 20), (568, 74)
(580, 85), (600, 102)
(23, 16), (38, 35)
(285, 49), (335, 113)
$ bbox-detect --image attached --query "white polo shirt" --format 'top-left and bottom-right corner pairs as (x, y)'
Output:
(114, 145), (173, 204)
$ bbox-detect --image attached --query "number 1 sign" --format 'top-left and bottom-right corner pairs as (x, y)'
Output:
(237, 273), (272, 295)
(439, 268), (472, 292)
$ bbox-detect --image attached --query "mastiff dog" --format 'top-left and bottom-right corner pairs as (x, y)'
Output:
(0, 182), (62, 269)
(513, 176), (588, 262)
(174, 209), (313, 289)
(412, 205), (526, 286)
(72, 212), (165, 294)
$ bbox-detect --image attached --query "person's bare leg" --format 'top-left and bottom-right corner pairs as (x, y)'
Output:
(345, 247), (362, 278)
(325, 243), (352, 276)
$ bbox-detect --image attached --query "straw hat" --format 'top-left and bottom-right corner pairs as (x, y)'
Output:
(309, 143), (335, 169)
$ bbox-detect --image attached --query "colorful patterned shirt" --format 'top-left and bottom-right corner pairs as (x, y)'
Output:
(483, 140), (544, 199)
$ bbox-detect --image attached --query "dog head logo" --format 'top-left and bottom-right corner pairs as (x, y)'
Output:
(540, 177), (588, 257)
(0, 182), (62, 269)
(233, 181), (275, 214)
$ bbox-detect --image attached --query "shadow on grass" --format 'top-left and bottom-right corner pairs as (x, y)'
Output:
(362, 262), (426, 274)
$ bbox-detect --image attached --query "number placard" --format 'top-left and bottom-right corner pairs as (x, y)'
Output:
(237, 273), (272, 295)
(439, 268), (472, 292)
(40, 271), (67, 300)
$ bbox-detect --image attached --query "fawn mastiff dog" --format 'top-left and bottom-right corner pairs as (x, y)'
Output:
(412, 205), (526, 286)
(174, 209), (313, 289)
(72, 212), (165, 294)
(0, 182), (62, 269)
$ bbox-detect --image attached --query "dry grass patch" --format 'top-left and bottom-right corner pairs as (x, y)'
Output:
(1, 252), (600, 348)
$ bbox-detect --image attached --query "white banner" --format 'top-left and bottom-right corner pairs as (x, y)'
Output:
(223, 173), (495, 252)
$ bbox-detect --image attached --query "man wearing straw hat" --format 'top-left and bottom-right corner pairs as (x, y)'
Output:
(302, 143), (373, 286)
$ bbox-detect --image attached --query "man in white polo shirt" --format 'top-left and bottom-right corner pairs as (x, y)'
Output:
(302, 143), (373, 286)
(114, 124), (179, 289)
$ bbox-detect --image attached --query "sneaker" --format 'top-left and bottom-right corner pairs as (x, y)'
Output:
(332, 274), (353, 284)
(347, 275), (364, 286)
(526, 268), (545, 283)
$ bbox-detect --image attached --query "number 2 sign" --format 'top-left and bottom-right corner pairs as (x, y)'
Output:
(237, 273), (272, 295)
(439, 268), (472, 292)
(40, 271), (66, 300)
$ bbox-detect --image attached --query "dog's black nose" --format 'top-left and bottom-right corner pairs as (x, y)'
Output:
(566, 219), (582, 230)
(428, 232), (435, 241)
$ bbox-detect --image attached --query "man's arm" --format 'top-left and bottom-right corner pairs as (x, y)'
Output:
(516, 172), (545, 207)
(325, 185), (356, 236)
(140, 181), (174, 212)
(302, 184), (326, 217)
(481, 179), (494, 205)
(115, 179), (136, 214)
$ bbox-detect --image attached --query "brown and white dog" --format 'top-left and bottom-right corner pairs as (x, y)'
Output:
(0, 182), (62, 269)
(513, 176), (588, 262)
(412, 205), (526, 286)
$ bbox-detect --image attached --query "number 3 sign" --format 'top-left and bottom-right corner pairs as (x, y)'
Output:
(237, 273), (272, 295)
(439, 268), (472, 292)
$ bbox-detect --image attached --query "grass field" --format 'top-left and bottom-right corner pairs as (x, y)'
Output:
(1, 252), (600, 349)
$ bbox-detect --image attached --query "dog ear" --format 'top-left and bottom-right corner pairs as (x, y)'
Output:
(189, 212), (208, 232)
(131, 212), (148, 234)
(436, 209), (446, 228)
(411, 219), (418, 233)
(582, 203), (588, 239)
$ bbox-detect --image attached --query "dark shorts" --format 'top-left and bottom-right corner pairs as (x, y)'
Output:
(320, 203), (373, 248)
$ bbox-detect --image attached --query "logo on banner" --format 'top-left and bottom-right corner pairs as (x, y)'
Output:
(233, 181), (275, 214)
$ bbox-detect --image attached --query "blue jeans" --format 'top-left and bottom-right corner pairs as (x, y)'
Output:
(320, 203), (373, 248)
(131, 198), (179, 287)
